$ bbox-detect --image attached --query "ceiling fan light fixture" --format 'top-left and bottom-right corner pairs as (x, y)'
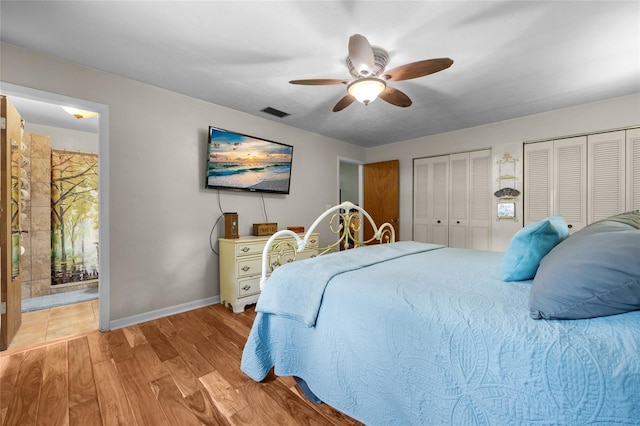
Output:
(347, 77), (386, 105)
(61, 106), (98, 119)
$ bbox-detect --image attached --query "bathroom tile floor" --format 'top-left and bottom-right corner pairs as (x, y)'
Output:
(6, 299), (99, 353)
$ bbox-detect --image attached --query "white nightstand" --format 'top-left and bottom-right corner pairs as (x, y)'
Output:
(219, 233), (319, 313)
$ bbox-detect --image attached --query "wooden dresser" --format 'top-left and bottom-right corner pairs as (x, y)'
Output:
(219, 233), (319, 313)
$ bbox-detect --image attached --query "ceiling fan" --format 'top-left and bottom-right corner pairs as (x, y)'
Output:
(290, 34), (453, 112)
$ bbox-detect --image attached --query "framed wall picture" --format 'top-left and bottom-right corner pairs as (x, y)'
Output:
(497, 202), (516, 219)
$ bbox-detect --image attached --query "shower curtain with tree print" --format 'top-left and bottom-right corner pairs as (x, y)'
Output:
(51, 150), (99, 285)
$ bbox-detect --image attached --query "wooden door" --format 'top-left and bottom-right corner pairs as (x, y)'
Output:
(1, 96), (23, 351)
(363, 160), (399, 242)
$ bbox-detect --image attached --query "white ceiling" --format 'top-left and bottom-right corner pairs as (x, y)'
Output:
(1, 1), (639, 147)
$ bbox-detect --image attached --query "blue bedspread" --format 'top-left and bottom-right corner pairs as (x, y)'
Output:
(256, 241), (443, 326)
(241, 244), (640, 425)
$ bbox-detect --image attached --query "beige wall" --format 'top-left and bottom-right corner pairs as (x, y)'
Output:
(366, 93), (640, 251)
(25, 123), (99, 153)
(3, 40), (639, 326)
(1, 42), (365, 326)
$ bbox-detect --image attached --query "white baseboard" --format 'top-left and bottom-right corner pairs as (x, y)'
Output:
(109, 296), (220, 330)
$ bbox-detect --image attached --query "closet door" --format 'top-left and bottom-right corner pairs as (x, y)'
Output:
(524, 141), (553, 225)
(448, 152), (469, 248)
(413, 156), (449, 245)
(588, 131), (626, 223)
(430, 158), (449, 245)
(554, 137), (587, 233)
(469, 150), (492, 250)
(413, 158), (430, 242)
(627, 128), (640, 210)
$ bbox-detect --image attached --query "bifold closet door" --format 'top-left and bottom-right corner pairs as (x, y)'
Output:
(554, 136), (587, 233)
(468, 150), (492, 250)
(588, 131), (626, 223)
(628, 128), (640, 210)
(414, 150), (491, 248)
(448, 153), (469, 248)
(524, 141), (553, 225)
(413, 156), (449, 245)
(524, 137), (586, 233)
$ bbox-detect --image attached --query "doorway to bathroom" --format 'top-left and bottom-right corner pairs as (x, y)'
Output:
(1, 83), (109, 351)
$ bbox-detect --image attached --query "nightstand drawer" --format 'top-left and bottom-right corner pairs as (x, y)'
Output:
(297, 249), (318, 261)
(238, 277), (260, 297)
(307, 236), (319, 248)
(237, 257), (262, 277)
(236, 241), (265, 257)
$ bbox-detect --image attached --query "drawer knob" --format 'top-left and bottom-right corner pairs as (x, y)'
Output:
(241, 247), (250, 252)
(242, 285), (251, 291)
(241, 266), (250, 272)
(310, 238), (317, 244)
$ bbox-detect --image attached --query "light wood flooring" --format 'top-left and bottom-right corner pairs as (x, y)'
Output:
(7, 300), (99, 352)
(0, 303), (362, 425)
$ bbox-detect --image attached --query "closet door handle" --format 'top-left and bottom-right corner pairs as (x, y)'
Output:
(568, 224), (573, 229)
(437, 220), (441, 224)
(456, 221), (461, 224)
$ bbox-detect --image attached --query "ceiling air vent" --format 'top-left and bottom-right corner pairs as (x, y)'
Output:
(261, 107), (290, 118)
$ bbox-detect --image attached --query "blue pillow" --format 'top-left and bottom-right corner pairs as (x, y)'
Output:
(529, 212), (640, 320)
(501, 216), (569, 281)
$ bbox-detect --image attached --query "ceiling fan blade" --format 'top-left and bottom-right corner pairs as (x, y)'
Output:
(384, 58), (453, 82)
(379, 86), (412, 108)
(333, 94), (356, 112)
(290, 79), (348, 85)
(348, 34), (375, 76)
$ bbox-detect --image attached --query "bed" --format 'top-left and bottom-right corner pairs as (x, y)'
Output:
(241, 202), (640, 425)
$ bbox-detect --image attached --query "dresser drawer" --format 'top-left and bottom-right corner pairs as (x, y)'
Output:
(235, 241), (265, 257)
(307, 235), (319, 248)
(297, 249), (318, 261)
(237, 257), (262, 277)
(238, 277), (260, 297)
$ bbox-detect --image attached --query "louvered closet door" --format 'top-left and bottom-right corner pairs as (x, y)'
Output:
(468, 150), (492, 250)
(448, 153), (469, 248)
(627, 128), (640, 210)
(413, 156), (449, 244)
(524, 141), (553, 225)
(413, 158), (430, 242)
(554, 137), (587, 233)
(430, 158), (449, 245)
(588, 131), (626, 223)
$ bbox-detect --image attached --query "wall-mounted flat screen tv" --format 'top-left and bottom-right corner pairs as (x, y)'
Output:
(205, 126), (293, 194)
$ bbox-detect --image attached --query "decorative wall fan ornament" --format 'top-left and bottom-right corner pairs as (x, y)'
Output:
(494, 187), (520, 198)
(289, 34), (453, 112)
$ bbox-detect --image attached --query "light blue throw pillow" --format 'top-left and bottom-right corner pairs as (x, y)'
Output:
(501, 216), (569, 281)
